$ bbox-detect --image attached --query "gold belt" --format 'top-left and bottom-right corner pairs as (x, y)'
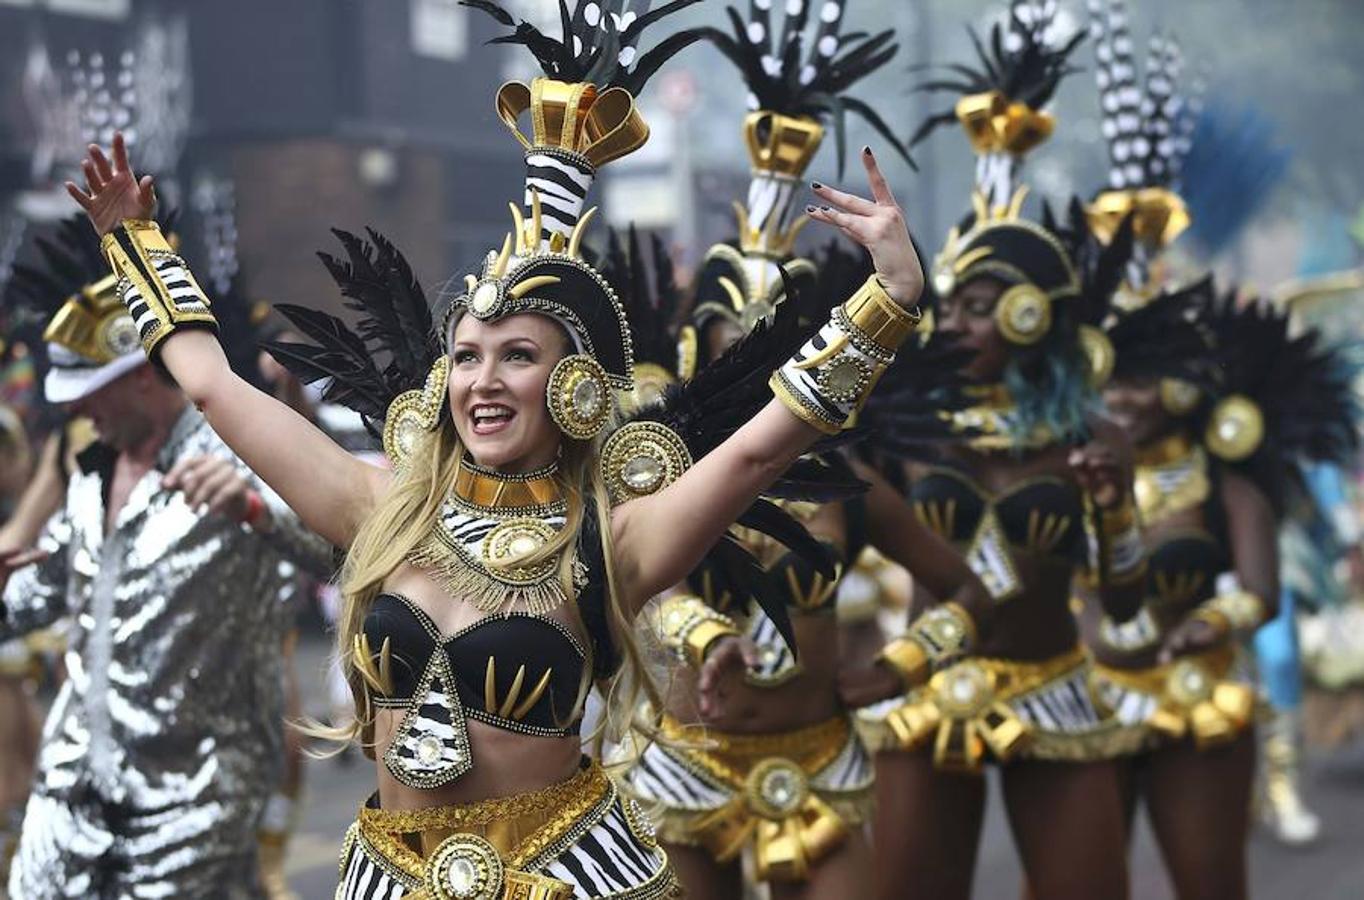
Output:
(356, 763), (608, 899)
(660, 714), (852, 882)
(878, 646), (1091, 772)
(1093, 645), (1254, 749)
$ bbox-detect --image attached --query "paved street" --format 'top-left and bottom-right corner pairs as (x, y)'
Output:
(282, 635), (1364, 899)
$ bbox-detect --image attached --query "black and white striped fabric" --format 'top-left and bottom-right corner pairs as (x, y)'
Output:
(381, 657), (473, 789)
(743, 601), (800, 685)
(1009, 661), (1106, 735)
(119, 255), (210, 343)
(524, 151), (594, 250)
(624, 739), (732, 814)
(1098, 605), (1161, 652)
(809, 724), (874, 795)
(743, 171), (801, 252)
(536, 790), (672, 897)
(336, 826), (407, 900)
(336, 784), (674, 899)
(773, 318), (881, 432)
(622, 719), (873, 816)
(435, 503), (568, 569)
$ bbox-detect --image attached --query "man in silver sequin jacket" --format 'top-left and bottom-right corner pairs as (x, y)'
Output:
(0, 284), (332, 898)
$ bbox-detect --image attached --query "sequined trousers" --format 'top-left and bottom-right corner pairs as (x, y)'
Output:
(336, 760), (678, 899)
(1, 409), (332, 898)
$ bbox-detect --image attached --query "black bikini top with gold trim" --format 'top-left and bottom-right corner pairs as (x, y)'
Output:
(363, 593), (588, 736)
(911, 466), (1086, 562)
(1134, 433), (1229, 609)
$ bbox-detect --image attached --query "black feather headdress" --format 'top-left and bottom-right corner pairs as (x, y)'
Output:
(263, 228), (441, 438)
(682, 0), (912, 175)
(595, 225), (686, 405)
(912, 0), (1083, 145)
(911, 0), (1083, 212)
(1083, 0), (1200, 289)
(463, 0), (704, 95)
(1198, 292), (1361, 513)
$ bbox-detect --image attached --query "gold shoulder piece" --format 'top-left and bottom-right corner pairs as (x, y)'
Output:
(600, 421), (692, 505)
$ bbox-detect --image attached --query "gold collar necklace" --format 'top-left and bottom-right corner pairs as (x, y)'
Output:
(946, 383), (1059, 452)
(1133, 431), (1197, 469)
(451, 457), (562, 511)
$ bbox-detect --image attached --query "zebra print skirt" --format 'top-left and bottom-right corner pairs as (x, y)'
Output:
(336, 760), (679, 899)
(619, 714), (873, 881)
(856, 646), (1137, 769)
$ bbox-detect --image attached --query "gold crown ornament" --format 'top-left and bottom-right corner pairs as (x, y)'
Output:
(42, 273), (141, 365)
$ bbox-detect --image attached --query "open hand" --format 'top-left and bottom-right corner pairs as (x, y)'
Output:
(65, 132), (156, 237)
(162, 455), (253, 520)
(1068, 441), (1126, 509)
(696, 635), (759, 721)
(808, 147), (924, 307)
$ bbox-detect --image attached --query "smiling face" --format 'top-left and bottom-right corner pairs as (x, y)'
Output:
(447, 312), (570, 472)
(1103, 376), (1174, 447)
(937, 277), (1011, 382)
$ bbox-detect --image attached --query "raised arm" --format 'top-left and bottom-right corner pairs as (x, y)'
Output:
(611, 147), (924, 606)
(67, 135), (385, 547)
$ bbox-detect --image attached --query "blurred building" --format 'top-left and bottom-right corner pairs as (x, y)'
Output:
(0, 0), (530, 312)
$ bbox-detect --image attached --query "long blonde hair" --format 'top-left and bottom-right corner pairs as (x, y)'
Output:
(308, 410), (662, 756)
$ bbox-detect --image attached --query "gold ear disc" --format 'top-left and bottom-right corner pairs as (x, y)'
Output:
(600, 421), (692, 505)
(1205, 394), (1265, 462)
(383, 356), (451, 469)
(1160, 378), (1201, 417)
(546, 353), (612, 441)
(994, 284), (1052, 346)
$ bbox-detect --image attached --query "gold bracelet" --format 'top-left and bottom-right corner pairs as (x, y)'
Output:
(1195, 590), (1267, 634)
(653, 595), (740, 669)
(841, 275), (920, 353)
(877, 638), (929, 688)
(878, 602), (977, 688)
(1085, 492), (1146, 586)
(1189, 607), (1232, 640)
(100, 218), (216, 356)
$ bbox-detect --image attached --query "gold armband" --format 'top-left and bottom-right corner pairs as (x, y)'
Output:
(653, 595), (741, 669)
(1084, 492), (1146, 588)
(839, 275), (921, 353)
(1191, 590), (1267, 637)
(100, 218), (216, 356)
(877, 602), (976, 688)
(771, 277), (919, 434)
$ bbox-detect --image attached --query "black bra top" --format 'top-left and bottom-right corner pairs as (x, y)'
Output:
(911, 466), (1086, 562)
(363, 593), (588, 736)
(1144, 528), (1227, 609)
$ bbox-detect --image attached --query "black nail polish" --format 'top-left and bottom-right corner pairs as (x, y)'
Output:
(812, 181), (823, 190)
(805, 205), (818, 213)
(862, 145), (872, 156)
(820, 205), (832, 212)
